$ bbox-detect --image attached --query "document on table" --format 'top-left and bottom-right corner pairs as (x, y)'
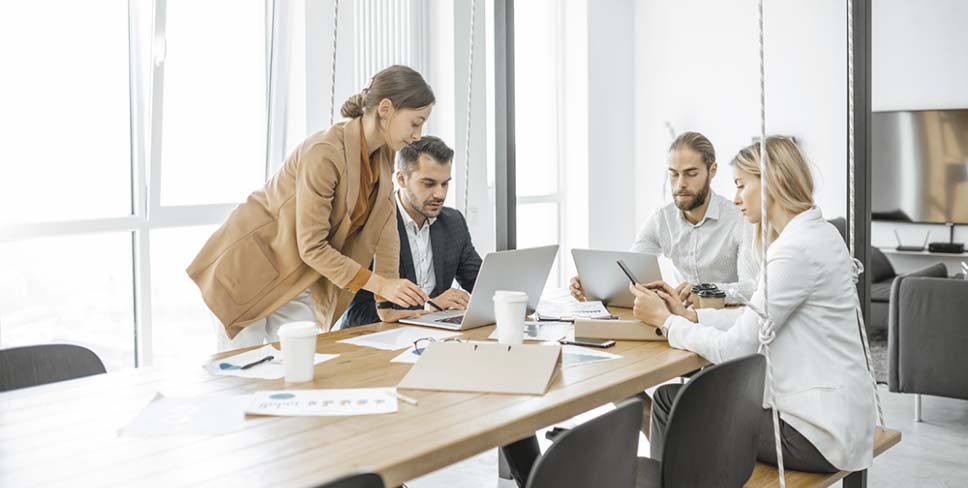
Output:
(338, 326), (461, 351)
(203, 344), (339, 379)
(561, 345), (621, 367)
(245, 388), (399, 416)
(486, 321), (574, 342)
(120, 393), (251, 437)
(534, 300), (612, 321)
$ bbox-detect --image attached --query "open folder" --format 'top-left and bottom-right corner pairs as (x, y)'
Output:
(574, 318), (667, 341)
(397, 342), (562, 395)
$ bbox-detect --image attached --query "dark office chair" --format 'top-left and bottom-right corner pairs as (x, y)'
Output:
(637, 354), (766, 488)
(525, 397), (642, 488)
(0, 343), (106, 392)
(314, 472), (384, 488)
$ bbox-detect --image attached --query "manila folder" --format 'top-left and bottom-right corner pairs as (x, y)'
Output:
(574, 319), (667, 341)
(397, 342), (561, 395)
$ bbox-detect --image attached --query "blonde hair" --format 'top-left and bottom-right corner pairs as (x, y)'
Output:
(668, 131), (716, 168)
(341, 65), (435, 119)
(730, 136), (815, 250)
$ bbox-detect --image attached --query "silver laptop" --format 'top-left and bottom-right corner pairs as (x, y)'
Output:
(400, 245), (559, 330)
(571, 249), (662, 307)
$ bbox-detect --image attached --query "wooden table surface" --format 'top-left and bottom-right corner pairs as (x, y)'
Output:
(0, 308), (707, 487)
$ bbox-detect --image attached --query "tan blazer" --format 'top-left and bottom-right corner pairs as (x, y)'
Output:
(187, 119), (400, 338)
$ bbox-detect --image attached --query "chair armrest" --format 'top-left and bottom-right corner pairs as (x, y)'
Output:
(888, 276), (968, 400)
(900, 262), (948, 279)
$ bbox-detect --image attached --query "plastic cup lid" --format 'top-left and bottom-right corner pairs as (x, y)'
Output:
(278, 321), (319, 339)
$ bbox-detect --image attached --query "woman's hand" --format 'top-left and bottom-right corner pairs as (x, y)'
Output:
(674, 281), (695, 305)
(642, 281), (695, 321)
(378, 278), (430, 308)
(630, 283), (672, 326)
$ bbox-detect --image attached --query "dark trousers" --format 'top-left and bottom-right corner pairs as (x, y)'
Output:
(650, 384), (838, 473)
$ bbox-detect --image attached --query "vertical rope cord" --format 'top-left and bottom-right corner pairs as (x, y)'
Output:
(328, 0), (341, 125)
(757, 1), (785, 486)
(462, 0), (478, 216)
(847, 0), (886, 427)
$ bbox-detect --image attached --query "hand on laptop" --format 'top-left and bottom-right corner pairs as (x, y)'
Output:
(569, 275), (586, 301)
(377, 308), (430, 323)
(432, 288), (470, 310)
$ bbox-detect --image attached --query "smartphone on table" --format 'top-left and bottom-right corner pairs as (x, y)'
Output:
(560, 338), (616, 348)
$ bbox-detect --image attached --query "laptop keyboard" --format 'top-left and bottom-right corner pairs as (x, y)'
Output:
(435, 315), (464, 325)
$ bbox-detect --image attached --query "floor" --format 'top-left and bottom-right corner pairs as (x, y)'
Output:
(407, 385), (968, 487)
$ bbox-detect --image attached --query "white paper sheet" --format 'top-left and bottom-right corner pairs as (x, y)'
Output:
(487, 321), (574, 342)
(245, 388), (399, 416)
(337, 326), (461, 351)
(535, 300), (612, 321)
(120, 393), (251, 437)
(204, 344), (339, 379)
(561, 345), (622, 367)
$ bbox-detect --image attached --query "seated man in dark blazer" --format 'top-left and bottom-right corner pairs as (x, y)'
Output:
(340, 136), (482, 328)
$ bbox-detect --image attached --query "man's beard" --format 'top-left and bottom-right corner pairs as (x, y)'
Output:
(673, 180), (711, 211)
(405, 190), (444, 219)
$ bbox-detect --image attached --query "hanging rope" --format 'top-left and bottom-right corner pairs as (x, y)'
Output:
(755, 1), (786, 486)
(328, 0), (341, 125)
(462, 0), (478, 216)
(847, 0), (887, 427)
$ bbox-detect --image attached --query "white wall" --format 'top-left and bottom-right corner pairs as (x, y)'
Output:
(633, 0), (849, 239)
(870, 0), (968, 270)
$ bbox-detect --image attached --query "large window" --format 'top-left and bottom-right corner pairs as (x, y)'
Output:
(0, 0), (501, 369)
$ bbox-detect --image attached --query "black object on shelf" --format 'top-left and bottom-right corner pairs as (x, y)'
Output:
(928, 242), (965, 254)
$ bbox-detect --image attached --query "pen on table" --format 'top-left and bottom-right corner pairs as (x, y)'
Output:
(240, 355), (274, 370)
(388, 389), (419, 406)
(427, 300), (445, 312)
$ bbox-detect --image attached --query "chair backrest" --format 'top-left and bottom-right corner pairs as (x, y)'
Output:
(660, 354), (766, 488)
(315, 472), (384, 488)
(0, 344), (106, 392)
(526, 397), (642, 488)
(828, 217), (896, 282)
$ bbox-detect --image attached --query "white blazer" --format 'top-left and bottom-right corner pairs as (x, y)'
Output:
(663, 206), (876, 471)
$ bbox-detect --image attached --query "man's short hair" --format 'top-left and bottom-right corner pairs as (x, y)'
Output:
(668, 131), (716, 169)
(397, 136), (455, 175)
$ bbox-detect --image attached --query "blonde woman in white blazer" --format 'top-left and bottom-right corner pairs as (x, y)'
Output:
(631, 137), (876, 473)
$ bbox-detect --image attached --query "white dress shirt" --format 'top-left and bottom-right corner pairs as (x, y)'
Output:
(630, 192), (758, 303)
(663, 206), (876, 471)
(397, 191), (437, 295)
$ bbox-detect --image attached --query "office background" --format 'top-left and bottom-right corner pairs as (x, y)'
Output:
(1, 0), (967, 374)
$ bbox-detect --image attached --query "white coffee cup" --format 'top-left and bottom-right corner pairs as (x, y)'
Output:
(493, 290), (528, 345)
(277, 321), (319, 383)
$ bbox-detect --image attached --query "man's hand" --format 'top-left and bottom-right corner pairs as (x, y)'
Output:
(377, 308), (430, 323)
(630, 283), (672, 326)
(569, 275), (586, 301)
(431, 288), (470, 310)
(674, 281), (695, 306)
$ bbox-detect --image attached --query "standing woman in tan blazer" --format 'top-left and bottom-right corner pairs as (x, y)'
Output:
(188, 65), (434, 350)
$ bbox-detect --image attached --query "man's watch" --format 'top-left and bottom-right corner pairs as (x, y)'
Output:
(376, 301), (395, 310)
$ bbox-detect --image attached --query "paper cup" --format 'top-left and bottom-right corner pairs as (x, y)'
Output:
(278, 321), (319, 383)
(494, 291), (528, 345)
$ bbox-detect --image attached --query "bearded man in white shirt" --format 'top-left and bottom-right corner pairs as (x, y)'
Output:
(571, 131), (756, 305)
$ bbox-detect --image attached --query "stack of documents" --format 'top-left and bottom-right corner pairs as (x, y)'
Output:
(534, 300), (613, 321)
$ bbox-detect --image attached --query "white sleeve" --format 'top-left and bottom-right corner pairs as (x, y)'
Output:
(665, 246), (816, 364)
(695, 307), (746, 331)
(713, 221), (760, 304)
(630, 210), (663, 255)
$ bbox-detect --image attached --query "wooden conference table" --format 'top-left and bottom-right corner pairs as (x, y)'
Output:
(0, 308), (708, 487)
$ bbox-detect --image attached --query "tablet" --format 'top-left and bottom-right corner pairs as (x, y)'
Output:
(571, 249), (662, 308)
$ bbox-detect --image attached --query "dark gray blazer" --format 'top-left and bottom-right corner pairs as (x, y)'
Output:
(340, 205), (482, 328)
